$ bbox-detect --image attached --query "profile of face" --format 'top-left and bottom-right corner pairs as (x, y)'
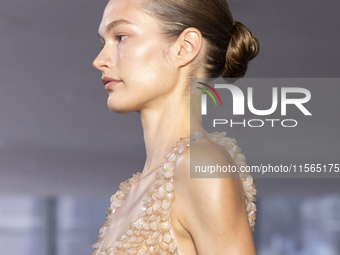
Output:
(93, 0), (179, 114)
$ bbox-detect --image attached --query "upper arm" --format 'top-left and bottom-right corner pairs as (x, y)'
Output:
(174, 139), (257, 255)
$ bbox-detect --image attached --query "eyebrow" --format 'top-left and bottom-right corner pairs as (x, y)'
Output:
(98, 19), (133, 39)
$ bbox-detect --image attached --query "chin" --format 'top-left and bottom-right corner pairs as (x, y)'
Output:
(107, 98), (137, 114)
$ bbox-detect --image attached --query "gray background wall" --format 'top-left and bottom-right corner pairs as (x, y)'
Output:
(1, 0), (339, 196)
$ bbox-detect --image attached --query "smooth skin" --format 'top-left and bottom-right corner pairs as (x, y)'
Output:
(93, 0), (257, 254)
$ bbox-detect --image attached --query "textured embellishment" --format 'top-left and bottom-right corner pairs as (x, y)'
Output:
(91, 131), (257, 255)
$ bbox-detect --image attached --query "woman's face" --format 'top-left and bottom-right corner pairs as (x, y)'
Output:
(93, 0), (178, 113)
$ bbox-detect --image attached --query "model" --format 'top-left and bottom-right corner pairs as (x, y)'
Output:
(91, 0), (259, 254)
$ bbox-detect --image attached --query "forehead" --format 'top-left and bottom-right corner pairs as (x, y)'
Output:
(98, 0), (150, 35)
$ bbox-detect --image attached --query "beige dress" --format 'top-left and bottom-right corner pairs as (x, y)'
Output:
(91, 131), (257, 255)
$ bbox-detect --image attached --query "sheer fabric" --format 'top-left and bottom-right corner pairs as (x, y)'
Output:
(91, 131), (257, 255)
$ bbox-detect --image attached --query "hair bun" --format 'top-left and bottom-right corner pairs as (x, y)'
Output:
(222, 21), (260, 80)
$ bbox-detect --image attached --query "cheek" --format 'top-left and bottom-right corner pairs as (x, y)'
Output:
(119, 40), (168, 85)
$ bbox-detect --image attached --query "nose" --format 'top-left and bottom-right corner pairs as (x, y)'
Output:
(93, 50), (112, 71)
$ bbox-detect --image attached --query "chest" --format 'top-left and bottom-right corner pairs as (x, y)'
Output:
(101, 175), (154, 247)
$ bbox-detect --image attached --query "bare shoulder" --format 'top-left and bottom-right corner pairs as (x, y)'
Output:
(172, 138), (256, 254)
(175, 137), (239, 181)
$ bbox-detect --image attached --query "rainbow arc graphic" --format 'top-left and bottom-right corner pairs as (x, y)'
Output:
(196, 82), (223, 106)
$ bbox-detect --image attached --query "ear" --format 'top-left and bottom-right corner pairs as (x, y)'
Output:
(171, 28), (203, 68)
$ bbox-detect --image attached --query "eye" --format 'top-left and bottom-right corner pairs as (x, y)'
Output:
(116, 35), (128, 42)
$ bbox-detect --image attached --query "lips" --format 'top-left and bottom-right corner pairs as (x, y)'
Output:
(102, 76), (122, 91)
(102, 76), (121, 85)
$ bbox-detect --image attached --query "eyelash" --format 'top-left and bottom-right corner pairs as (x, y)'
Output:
(99, 35), (127, 50)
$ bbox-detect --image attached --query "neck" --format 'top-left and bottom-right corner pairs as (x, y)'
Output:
(138, 83), (205, 179)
